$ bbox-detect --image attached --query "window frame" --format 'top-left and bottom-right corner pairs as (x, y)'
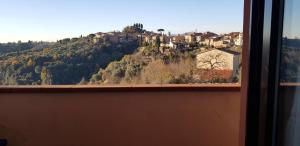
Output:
(242, 0), (285, 146)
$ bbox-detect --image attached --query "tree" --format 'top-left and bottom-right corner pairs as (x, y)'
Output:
(90, 73), (102, 84)
(27, 58), (35, 67)
(88, 34), (96, 38)
(155, 36), (161, 49)
(140, 24), (144, 30)
(35, 66), (42, 74)
(53, 53), (59, 60)
(40, 67), (53, 85)
(42, 48), (51, 55)
(196, 53), (228, 83)
(197, 53), (226, 70)
(161, 36), (167, 44)
(60, 38), (71, 44)
(123, 23), (144, 34)
(157, 29), (165, 35)
(71, 37), (79, 42)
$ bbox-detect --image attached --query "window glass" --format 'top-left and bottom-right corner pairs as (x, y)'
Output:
(281, 0), (300, 83)
(278, 0), (300, 145)
(0, 0), (243, 86)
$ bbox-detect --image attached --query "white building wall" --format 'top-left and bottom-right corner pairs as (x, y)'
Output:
(234, 33), (243, 46)
(196, 49), (235, 70)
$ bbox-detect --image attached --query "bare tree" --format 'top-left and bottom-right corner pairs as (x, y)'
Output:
(197, 53), (226, 70)
(196, 53), (227, 83)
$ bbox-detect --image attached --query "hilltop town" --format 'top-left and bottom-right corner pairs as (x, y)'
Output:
(91, 24), (243, 52)
(88, 23), (243, 84)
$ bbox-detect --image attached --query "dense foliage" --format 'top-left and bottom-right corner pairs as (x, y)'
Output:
(0, 35), (138, 85)
(123, 23), (145, 34)
(0, 41), (52, 55)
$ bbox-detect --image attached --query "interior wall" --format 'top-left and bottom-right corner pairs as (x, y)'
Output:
(0, 90), (240, 146)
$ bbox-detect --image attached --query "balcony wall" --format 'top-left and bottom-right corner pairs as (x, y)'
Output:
(0, 86), (240, 146)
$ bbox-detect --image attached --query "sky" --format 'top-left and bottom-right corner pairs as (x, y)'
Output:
(0, 0), (244, 43)
(283, 0), (300, 39)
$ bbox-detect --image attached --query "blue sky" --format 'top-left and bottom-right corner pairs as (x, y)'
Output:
(283, 0), (300, 39)
(0, 0), (244, 42)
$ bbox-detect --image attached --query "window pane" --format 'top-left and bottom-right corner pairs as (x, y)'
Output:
(278, 0), (300, 145)
(0, 0), (243, 86)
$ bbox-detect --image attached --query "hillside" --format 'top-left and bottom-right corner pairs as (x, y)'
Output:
(0, 34), (139, 85)
(89, 45), (240, 85)
(0, 41), (53, 55)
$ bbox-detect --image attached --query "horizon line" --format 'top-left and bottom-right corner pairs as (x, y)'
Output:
(0, 30), (244, 43)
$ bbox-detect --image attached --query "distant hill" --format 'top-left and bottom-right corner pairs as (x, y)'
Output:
(0, 41), (52, 56)
(283, 38), (300, 49)
(0, 34), (139, 85)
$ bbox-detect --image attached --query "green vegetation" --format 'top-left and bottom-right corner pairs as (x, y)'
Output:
(123, 23), (145, 33)
(0, 33), (138, 85)
(89, 45), (222, 85)
(0, 41), (52, 56)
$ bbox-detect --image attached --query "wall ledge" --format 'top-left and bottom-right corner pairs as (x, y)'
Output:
(0, 84), (241, 93)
